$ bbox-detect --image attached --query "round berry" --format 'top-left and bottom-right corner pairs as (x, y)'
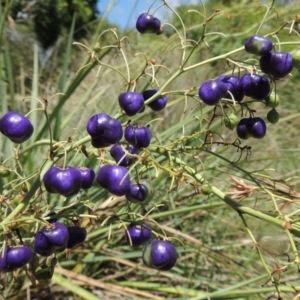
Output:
(244, 35), (273, 56)
(126, 180), (154, 204)
(217, 75), (244, 102)
(267, 109), (280, 124)
(97, 165), (131, 196)
(224, 113), (239, 130)
(260, 52), (293, 79)
(118, 92), (145, 116)
(110, 143), (139, 167)
(142, 239), (178, 271)
(66, 226), (87, 249)
(124, 125), (151, 148)
(265, 92), (280, 108)
(136, 13), (161, 34)
(86, 113), (123, 148)
(34, 222), (69, 256)
(240, 74), (271, 100)
(201, 183), (213, 195)
(198, 80), (228, 106)
(40, 222), (69, 249)
(34, 231), (56, 256)
(0, 244), (33, 272)
(249, 117), (267, 139)
(78, 167), (95, 190)
(236, 117), (267, 139)
(0, 111), (34, 143)
(143, 89), (168, 111)
(43, 166), (83, 197)
(125, 223), (152, 247)
(236, 118), (252, 140)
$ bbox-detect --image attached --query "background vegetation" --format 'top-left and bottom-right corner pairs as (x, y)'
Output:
(1, 0), (300, 299)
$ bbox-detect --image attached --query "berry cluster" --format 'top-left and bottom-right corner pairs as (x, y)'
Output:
(199, 34), (294, 141)
(0, 12), (178, 275)
(125, 223), (178, 271)
(2, 6), (296, 284)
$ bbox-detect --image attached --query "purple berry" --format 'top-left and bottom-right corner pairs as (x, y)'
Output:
(217, 75), (244, 102)
(78, 167), (95, 190)
(66, 226), (87, 249)
(126, 223), (152, 247)
(249, 117), (267, 139)
(41, 222), (69, 249)
(0, 111), (34, 143)
(236, 118), (252, 140)
(142, 239), (178, 271)
(110, 143), (139, 167)
(0, 244), (33, 272)
(244, 35), (273, 56)
(43, 166), (83, 197)
(240, 74), (271, 100)
(97, 165), (131, 196)
(260, 52), (293, 79)
(236, 117), (267, 139)
(34, 222), (69, 256)
(34, 231), (56, 256)
(86, 113), (123, 148)
(118, 92), (145, 116)
(136, 13), (161, 34)
(126, 180), (154, 204)
(198, 80), (228, 106)
(143, 89), (168, 111)
(124, 125), (151, 148)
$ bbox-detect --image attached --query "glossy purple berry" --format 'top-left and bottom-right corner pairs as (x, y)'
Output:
(34, 222), (69, 256)
(110, 143), (139, 167)
(249, 117), (267, 139)
(198, 80), (228, 106)
(236, 117), (267, 140)
(41, 222), (69, 249)
(240, 74), (271, 100)
(0, 111), (34, 143)
(217, 75), (244, 102)
(97, 165), (131, 196)
(43, 166), (83, 197)
(142, 239), (178, 271)
(260, 52), (293, 79)
(136, 13), (161, 34)
(86, 113), (123, 148)
(66, 226), (87, 249)
(0, 244), (33, 272)
(143, 89), (167, 111)
(125, 223), (152, 247)
(244, 35), (273, 56)
(34, 231), (56, 256)
(236, 118), (252, 140)
(124, 125), (151, 148)
(78, 167), (95, 190)
(118, 92), (145, 116)
(126, 180), (154, 204)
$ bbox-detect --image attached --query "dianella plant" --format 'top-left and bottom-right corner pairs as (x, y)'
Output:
(1, 0), (300, 299)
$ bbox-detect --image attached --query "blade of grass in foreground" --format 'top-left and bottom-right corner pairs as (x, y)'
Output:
(53, 12), (77, 141)
(52, 273), (102, 300)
